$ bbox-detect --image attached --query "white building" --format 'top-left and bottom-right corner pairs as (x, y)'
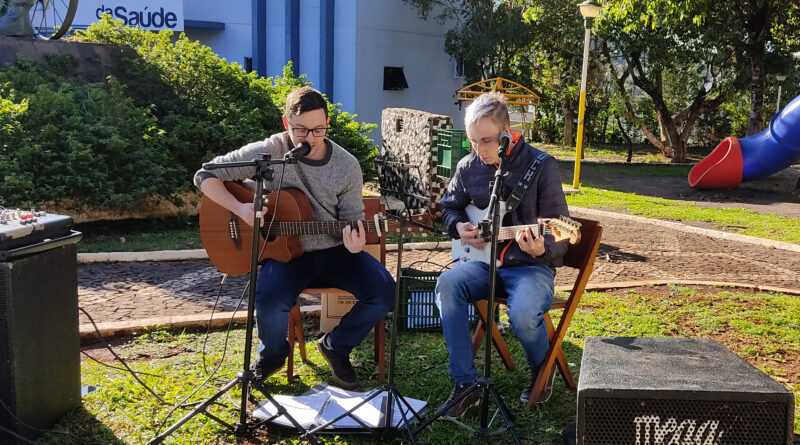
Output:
(68, 0), (467, 143)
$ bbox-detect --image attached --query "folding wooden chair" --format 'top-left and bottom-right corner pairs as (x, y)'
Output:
(286, 197), (387, 383)
(470, 216), (603, 409)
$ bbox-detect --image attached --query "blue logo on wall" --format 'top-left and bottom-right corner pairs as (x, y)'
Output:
(95, 5), (179, 29)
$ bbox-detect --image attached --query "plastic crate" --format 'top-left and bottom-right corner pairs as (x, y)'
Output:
(397, 268), (479, 332)
(436, 129), (470, 178)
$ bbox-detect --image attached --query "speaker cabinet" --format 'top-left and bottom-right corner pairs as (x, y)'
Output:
(0, 244), (80, 442)
(577, 336), (794, 444)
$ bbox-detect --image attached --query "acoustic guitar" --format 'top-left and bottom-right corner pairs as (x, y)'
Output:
(199, 182), (430, 276)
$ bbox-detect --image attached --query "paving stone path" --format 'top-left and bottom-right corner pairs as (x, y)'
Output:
(77, 209), (800, 329)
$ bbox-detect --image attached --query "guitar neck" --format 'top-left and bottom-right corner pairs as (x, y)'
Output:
(496, 224), (544, 241)
(261, 219), (380, 237)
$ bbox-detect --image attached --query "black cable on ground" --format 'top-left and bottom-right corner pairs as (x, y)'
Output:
(79, 307), (170, 405)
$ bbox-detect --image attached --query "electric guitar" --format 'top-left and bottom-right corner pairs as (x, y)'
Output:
(199, 182), (431, 276)
(451, 202), (581, 266)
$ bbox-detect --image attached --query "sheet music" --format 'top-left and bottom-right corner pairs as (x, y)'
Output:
(251, 384), (427, 430)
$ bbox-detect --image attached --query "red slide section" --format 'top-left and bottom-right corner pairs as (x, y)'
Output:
(687, 137), (743, 188)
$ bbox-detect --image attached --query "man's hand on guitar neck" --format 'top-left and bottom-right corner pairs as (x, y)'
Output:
(515, 226), (545, 258)
(342, 220), (366, 254)
(456, 221), (485, 249)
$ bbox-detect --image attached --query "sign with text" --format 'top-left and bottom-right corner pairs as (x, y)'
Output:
(73, 0), (184, 31)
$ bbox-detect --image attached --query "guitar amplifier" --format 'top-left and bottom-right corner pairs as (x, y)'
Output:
(1, 208), (81, 443)
(577, 336), (794, 445)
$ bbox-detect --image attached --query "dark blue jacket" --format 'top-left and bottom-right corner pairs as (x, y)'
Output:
(441, 136), (570, 268)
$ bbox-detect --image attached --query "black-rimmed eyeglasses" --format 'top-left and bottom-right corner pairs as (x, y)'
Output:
(290, 126), (329, 138)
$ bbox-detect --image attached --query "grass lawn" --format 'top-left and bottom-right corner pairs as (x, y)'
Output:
(40, 285), (799, 444)
(565, 186), (800, 244)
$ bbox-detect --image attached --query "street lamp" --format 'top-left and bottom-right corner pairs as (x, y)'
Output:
(776, 74), (787, 114)
(572, 0), (602, 190)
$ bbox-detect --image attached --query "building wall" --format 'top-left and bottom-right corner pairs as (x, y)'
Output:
(67, 0), (465, 144)
(182, 0), (252, 68)
(355, 0), (465, 141)
(259, 0), (464, 143)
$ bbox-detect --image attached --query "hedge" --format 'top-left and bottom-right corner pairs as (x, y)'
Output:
(0, 15), (377, 211)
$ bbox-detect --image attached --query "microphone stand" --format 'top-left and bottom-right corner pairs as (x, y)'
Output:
(412, 150), (521, 444)
(303, 203), (439, 441)
(148, 152), (319, 445)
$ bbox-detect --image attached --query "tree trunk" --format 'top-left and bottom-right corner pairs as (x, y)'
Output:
(615, 113), (634, 163)
(745, 4), (769, 136)
(671, 139), (687, 163)
(562, 102), (574, 147)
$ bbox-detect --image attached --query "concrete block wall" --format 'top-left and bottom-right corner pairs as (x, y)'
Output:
(378, 108), (453, 213)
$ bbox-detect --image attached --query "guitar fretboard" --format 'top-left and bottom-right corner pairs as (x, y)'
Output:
(262, 220), (380, 236)
(496, 224), (549, 241)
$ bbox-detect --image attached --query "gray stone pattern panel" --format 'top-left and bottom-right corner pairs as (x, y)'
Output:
(378, 108), (452, 212)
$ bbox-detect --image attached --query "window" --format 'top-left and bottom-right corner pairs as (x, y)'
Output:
(383, 67), (409, 90)
(450, 57), (464, 78)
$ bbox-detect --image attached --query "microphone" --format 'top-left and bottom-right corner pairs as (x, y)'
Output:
(497, 132), (513, 159)
(284, 141), (311, 161)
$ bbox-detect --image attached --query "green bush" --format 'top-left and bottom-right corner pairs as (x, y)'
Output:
(75, 15), (377, 179)
(0, 16), (377, 212)
(0, 57), (180, 209)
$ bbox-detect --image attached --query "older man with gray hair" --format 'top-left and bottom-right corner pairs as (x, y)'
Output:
(435, 92), (570, 417)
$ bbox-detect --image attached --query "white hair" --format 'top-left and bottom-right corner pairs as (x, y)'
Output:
(464, 92), (510, 129)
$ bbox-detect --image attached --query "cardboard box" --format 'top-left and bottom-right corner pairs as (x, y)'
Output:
(316, 244), (382, 333)
(320, 292), (358, 333)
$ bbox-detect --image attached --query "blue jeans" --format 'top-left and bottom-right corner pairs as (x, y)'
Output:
(435, 261), (555, 385)
(255, 245), (395, 361)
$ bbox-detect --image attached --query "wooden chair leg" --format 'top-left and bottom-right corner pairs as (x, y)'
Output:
(544, 312), (575, 389)
(287, 305), (301, 383)
(524, 312), (577, 409)
(471, 301), (515, 371)
(295, 310), (307, 362)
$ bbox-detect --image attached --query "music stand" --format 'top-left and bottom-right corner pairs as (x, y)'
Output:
(303, 200), (437, 442)
(148, 153), (319, 445)
(411, 152), (521, 444)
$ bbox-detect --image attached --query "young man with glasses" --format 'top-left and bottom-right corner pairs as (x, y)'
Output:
(434, 92), (569, 417)
(194, 86), (394, 389)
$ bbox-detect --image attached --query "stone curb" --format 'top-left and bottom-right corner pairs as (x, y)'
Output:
(79, 279), (800, 344)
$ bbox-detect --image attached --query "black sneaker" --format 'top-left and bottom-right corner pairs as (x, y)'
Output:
(436, 382), (480, 418)
(251, 356), (285, 382)
(317, 334), (358, 389)
(520, 366), (556, 405)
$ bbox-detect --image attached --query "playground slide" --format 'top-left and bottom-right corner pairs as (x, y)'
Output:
(689, 94), (800, 188)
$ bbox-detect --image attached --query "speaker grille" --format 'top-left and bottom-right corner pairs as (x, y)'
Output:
(582, 397), (788, 444)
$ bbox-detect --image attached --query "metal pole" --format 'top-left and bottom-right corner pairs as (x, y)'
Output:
(776, 83), (783, 114)
(572, 21), (593, 190)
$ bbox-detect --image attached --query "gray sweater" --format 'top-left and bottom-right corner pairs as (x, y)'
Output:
(193, 131), (364, 252)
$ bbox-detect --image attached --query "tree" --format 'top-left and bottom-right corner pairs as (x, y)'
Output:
(602, 0), (800, 143)
(597, 0), (738, 162)
(406, 0), (593, 146)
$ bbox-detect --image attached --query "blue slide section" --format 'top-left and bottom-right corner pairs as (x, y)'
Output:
(740, 94), (800, 181)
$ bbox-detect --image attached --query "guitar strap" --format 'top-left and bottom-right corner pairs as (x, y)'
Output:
(504, 152), (549, 212)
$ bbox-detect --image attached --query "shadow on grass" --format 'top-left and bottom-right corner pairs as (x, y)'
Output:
(37, 405), (125, 445)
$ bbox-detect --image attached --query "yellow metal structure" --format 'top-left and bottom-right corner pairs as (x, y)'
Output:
(456, 77), (540, 107)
